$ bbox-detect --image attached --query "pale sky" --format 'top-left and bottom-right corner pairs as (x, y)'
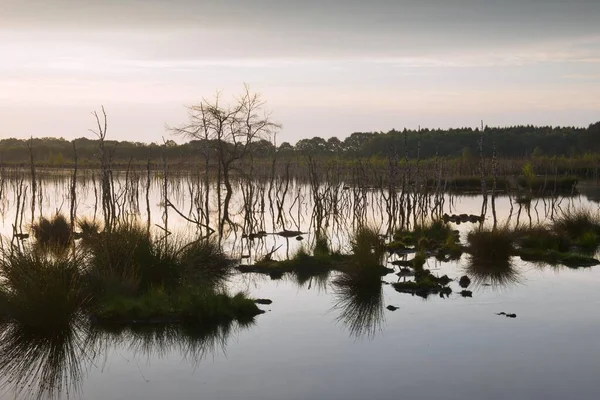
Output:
(1, 0), (599, 144)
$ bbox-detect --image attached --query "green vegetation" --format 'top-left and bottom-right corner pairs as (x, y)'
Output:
(2, 122), (599, 166)
(552, 209), (600, 244)
(93, 288), (261, 325)
(512, 211), (600, 267)
(517, 176), (578, 193)
(0, 221), (263, 333)
(0, 244), (86, 331)
(518, 249), (599, 268)
(392, 270), (452, 299)
(31, 214), (72, 250)
(467, 227), (514, 264)
(389, 220), (463, 260)
(238, 228), (391, 279)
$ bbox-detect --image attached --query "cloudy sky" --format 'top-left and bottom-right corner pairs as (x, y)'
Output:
(1, 0), (599, 143)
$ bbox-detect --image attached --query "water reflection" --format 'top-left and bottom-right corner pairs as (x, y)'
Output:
(0, 319), (254, 399)
(0, 319), (91, 400)
(331, 272), (385, 340)
(465, 258), (522, 289)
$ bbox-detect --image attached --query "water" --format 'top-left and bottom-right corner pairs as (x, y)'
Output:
(1, 171), (599, 399)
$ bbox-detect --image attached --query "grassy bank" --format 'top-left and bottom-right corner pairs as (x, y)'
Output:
(0, 220), (265, 334)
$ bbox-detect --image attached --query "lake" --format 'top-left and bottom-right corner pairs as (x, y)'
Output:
(0, 170), (599, 400)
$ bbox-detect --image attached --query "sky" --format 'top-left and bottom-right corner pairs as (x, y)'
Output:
(1, 0), (600, 144)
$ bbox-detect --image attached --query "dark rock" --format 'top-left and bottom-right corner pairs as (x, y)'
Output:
(496, 312), (517, 318)
(438, 275), (452, 286)
(391, 259), (413, 267)
(254, 298), (273, 305)
(460, 290), (473, 297)
(459, 275), (471, 288)
(277, 230), (304, 238)
(386, 305), (399, 311)
(378, 266), (395, 276)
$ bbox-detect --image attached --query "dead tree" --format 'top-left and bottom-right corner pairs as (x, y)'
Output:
(168, 85), (280, 233)
(89, 106), (115, 231)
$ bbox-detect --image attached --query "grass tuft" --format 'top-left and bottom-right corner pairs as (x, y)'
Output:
(31, 214), (72, 250)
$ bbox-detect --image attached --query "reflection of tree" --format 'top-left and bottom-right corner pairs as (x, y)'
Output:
(331, 271), (385, 340)
(465, 258), (521, 289)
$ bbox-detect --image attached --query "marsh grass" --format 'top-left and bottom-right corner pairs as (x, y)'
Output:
(552, 209), (600, 246)
(515, 225), (570, 253)
(178, 238), (233, 289)
(93, 287), (261, 325)
(517, 176), (578, 193)
(86, 224), (231, 295)
(31, 214), (72, 250)
(392, 220), (459, 254)
(85, 223), (149, 296)
(77, 218), (101, 240)
(467, 226), (515, 263)
(0, 243), (87, 331)
(350, 226), (385, 269)
(513, 221), (600, 267)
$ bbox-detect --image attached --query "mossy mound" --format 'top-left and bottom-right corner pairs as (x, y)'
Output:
(392, 268), (452, 299)
(518, 249), (599, 268)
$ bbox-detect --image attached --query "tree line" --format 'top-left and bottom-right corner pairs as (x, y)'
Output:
(1, 121), (599, 166)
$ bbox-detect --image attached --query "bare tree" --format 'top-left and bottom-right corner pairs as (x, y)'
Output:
(89, 106), (116, 231)
(169, 85), (280, 230)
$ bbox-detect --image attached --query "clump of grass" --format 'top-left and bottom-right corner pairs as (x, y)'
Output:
(0, 243), (87, 331)
(178, 239), (233, 289)
(31, 214), (72, 249)
(85, 222), (149, 297)
(87, 223), (235, 298)
(515, 225), (570, 253)
(552, 209), (600, 250)
(467, 226), (514, 263)
(351, 226), (385, 268)
(313, 234), (330, 259)
(412, 251), (427, 270)
(392, 268), (452, 299)
(392, 220), (459, 255)
(519, 249), (599, 268)
(77, 218), (101, 239)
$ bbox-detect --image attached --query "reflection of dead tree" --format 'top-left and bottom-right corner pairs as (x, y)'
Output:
(169, 85), (280, 234)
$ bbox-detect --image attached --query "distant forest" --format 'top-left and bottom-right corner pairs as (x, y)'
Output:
(1, 122), (599, 166)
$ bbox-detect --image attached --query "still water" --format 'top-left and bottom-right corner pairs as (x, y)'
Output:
(1, 172), (599, 399)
